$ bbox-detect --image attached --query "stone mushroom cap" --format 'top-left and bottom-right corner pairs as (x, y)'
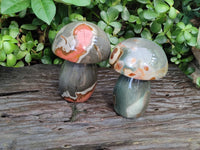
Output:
(109, 38), (168, 80)
(52, 21), (111, 64)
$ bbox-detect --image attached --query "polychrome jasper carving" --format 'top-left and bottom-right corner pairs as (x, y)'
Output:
(114, 75), (150, 118)
(52, 21), (111, 102)
(52, 21), (110, 64)
(109, 38), (168, 80)
(59, 61), (97, 102)
(109, 38), (168, 118)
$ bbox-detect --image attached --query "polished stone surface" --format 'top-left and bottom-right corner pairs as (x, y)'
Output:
(109, 38), (168, 80)
(113, 75), (150, 118)
(52, 21), (111, 64)
(59, 61), (97, 102)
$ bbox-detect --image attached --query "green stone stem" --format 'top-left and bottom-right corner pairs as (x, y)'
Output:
(113, 74), (150, 118)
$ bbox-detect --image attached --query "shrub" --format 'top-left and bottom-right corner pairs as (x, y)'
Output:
(0, 0), (199, 75)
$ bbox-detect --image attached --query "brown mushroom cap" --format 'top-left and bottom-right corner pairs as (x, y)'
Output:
(52, 21), (111, 64)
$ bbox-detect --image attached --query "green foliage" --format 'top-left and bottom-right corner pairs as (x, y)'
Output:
(179, 0), (200, 23)
(1, 0), (30, 14)
(31, 0), (56, 25)
(54, 0), (91, 6)
(0, 20), (63, 67)
(0, 21), (43, 67)
(0, 0), (199, 79)
(1, 0), (91, 25)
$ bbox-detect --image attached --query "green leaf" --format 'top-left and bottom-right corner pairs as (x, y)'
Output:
(150, 21), (161, 33)
(154, 0), (169, 13)
(32, 18), (45, 26)
(53, 58), (63, 65)
(2, 26), (10, 35)
(3, 42), (17, 54)
(16, 51), (28, 60)
(21, 24), (38, 30)
(31, 0), (56, 25)
(169, 7), (177, 19)
(105, 26), (113, 34)
(128, 15), (138, 23)
(143, 9), (158, 20)
(134, 24), (143, 34)
(7, 54), (17, 67)
(9, 21), (19, 28)
(121, 6), (130, 21)
(2, 35), (18, 43)
(14, 61), (25, 67)
(98, 21), (107, 30)
(69, 13), (84, 21)
(25, 32), (34, 42)
(19, 9), (27, 18)
(31, 51), (42, 60)
(181, 56), (194, 63)
(36, 43), (44, 52)
(190, 27), (198, 35)
(107, 7), (119, 23)
(124, 30), (135, 38)
(25, 52), (32, 63)
(54, 0), (91, 6)
(141, 28), (152, 40)
(0, 50), (6, 61)
(177, 22), (185, 29)
(43, 48), (53, 57)
(48, 30), (57, 44)
(180, 46), (189, 55)
(185, 24), (193, 30)
(26, 41), (35, 51)
(108, 34), (118, 45)
(109, 22), (122, 34)
(97, 60), (109, 68)
(41, 55), (52, 64)
(164, 0), (174, 6)
(196, 77), (200, 87)
(1, 0), (30, 14)
(184, 31), (192, 41)
(100, 11), (109, 23)
(154, 34), (167, 44)
(137, 0), (151, 4)
(0, 41), (2, 49)
(20, 43), (27, 51)
(176, 31), (185, 44)
(0, 62), (6, 67)
(171, 29), (181, 39)
(113, 5), (123, 12)
(187, 37), (197, 47)
(9, 28), (19, 38)
(170, 57), (177, 62)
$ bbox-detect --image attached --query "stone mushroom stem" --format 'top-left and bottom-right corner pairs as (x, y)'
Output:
(113, 74), (150, 118)
(59, 60), (97, 103)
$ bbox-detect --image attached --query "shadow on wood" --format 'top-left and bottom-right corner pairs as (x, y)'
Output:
(0, 64), (200, 150)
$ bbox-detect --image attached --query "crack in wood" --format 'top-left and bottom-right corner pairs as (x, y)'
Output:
(0, 90), (39, 96)
(1, 113), (10, 118)
(69, 103), (80, 122)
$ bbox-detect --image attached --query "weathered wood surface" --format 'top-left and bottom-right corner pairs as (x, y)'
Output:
(0, 64), (200, 150)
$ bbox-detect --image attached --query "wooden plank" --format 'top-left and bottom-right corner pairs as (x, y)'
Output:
(0, 64), (200, 150)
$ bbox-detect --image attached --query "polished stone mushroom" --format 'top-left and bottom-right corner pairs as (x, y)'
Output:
(109, 38), (168, 118)
(52, 21), (110, 102)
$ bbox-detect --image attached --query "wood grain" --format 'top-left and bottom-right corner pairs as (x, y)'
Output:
(0, 64), (200, 150)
